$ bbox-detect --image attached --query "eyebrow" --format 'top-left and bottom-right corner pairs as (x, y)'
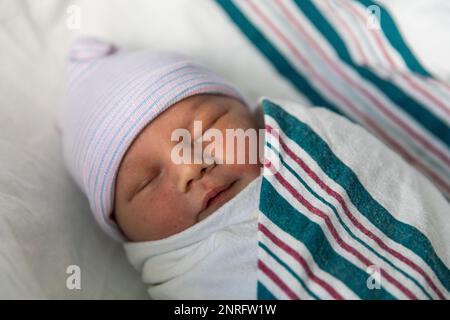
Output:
(191, 98), (212, 119)
(188, 102), (227, 134)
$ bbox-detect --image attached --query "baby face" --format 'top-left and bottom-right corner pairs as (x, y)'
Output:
(114, 94), (262, 241)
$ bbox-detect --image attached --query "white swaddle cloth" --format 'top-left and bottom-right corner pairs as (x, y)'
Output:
(123, 176), (262, 299)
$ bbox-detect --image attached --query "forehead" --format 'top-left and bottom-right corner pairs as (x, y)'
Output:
(118, 95), (215, 171)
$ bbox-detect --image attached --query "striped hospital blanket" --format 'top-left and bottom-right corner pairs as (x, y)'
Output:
(257, 98), (450, 299)
(216, 0), (450, 199)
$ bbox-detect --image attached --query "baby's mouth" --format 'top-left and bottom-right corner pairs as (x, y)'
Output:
(198, 180), (237, 220)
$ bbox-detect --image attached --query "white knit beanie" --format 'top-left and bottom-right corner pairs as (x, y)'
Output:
(60, 37), (247, 241)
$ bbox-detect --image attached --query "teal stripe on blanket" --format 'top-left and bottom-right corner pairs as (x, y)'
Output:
(265, 140), (433, 299)
(215, 0), (342, 116)
(355, 0), (431, 77)
(291, 0), (449, 148)
(257, 281), (277, 300)
(259, 241), (321, 299)
(259, 179), (395, 299)
(262, 99), (450, 292)
(217, 0), (449, 148)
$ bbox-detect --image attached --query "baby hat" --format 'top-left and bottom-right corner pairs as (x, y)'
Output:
(60, 37), (247, 241)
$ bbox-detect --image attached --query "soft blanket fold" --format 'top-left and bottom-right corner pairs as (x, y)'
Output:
(124, 176), (262, 299)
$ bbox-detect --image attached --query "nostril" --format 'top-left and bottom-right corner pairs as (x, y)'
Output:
(185, 178), (193, 191)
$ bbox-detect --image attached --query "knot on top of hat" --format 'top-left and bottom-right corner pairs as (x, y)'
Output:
(69, 37), (117, 62)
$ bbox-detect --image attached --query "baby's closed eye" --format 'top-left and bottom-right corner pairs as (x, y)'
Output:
(132, 169), (161, 199)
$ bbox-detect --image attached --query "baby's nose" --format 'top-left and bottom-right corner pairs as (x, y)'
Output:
(175, 162), (212, 193)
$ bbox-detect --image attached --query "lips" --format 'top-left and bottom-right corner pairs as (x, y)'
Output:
(201, 181), (235, 212)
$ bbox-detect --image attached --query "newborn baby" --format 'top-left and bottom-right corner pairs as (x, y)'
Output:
(60, 38), (264, 298)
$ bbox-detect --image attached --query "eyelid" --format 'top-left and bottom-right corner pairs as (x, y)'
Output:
(210, 110), (227, 128)
(137, 177), (153, 192)
(131, 171), (158, 199)
(192, 110), (227, 139)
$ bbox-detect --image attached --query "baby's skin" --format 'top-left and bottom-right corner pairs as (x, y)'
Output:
(114, 94), (262, 242)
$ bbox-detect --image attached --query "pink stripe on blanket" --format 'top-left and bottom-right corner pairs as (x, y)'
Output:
(265, 159), (418, 299)
(338, 0), (450, 118)
(246, 0), (450, 195)
(258, 259), (300, 299)
(266, 124), (445, 299)
(259, 222), (344, 299)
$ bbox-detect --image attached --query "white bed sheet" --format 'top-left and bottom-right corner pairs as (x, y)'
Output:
(0, 0), (448, 299)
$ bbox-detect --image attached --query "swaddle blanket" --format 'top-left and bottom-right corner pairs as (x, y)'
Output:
(258, 98), (450, 300)
(123, 176), (262, 299)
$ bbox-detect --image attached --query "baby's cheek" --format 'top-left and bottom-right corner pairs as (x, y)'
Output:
(227, 162), (261, 179)
(141, 189), (197, 237)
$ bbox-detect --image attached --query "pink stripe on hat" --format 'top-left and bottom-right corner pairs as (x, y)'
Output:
(60, 37), (248, 241)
